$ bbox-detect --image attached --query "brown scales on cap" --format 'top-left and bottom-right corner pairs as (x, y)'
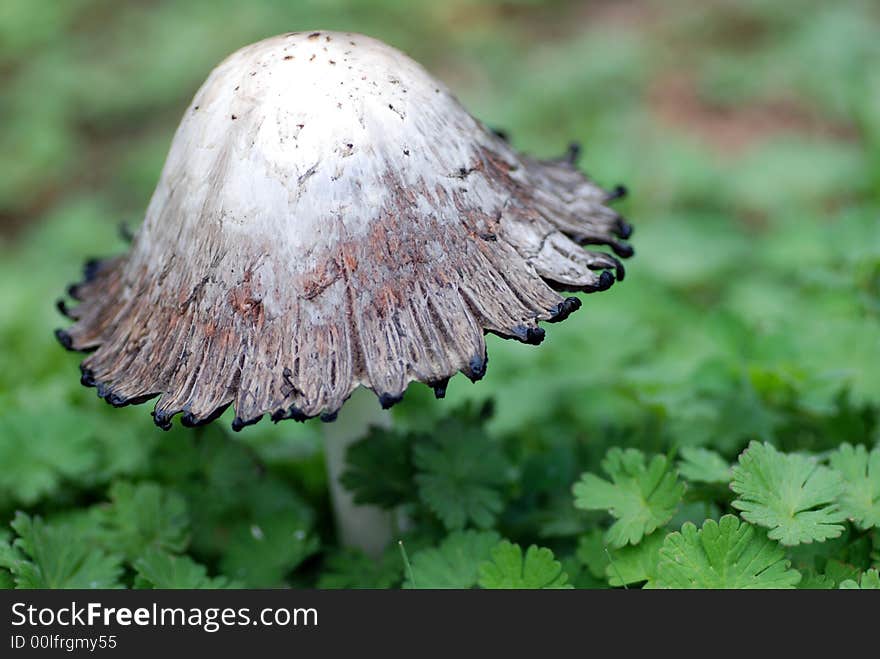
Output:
(55, 32), (634, 431)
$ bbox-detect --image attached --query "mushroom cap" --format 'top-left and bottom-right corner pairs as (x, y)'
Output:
(57, 31), (633, 430)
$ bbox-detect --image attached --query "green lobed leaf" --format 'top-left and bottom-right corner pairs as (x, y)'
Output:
(405, 530), (501, 589)
(478, 541), (571, 589)
(822, 558), (863, 586)
(219, 513), (320, 588)
(573, 448), (685, 548)
(413, 418), (509, 530)
(829, 443), (880, 530)
(654, 515), (801, 589)
(0, 569), (12, 589)
(605, 530), (666, 588)
(134, 549), (234, 589)
(575, 529), (609, 580)
(5, 513), (123, 589)
(732, 442), (846, 545)
(678, 447), (732, 485)
(98, 481), (190, 561)
(0, 532), (16, 588)
(839, 568), (880, 589)
(797, 570), (836, 589)
(317, 548), (403, 589)
(340, 426), (416, 509)
(0, 402), (99, 505)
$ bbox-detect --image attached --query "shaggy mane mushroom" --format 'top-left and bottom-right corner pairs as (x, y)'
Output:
(56, 31), (634, 432)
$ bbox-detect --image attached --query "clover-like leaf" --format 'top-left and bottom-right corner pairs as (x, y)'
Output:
(573, 448), (685, 548)
(654, 515), (801, 589)
(134, 549), (233, 589)
(678, 447), (732, 485)
(478, 541), (571, 589)
(98, 481), (190, 561)
(732, 442), (846, 545)
(405, 530), (501, 589)
(839, 568), (880, 589)
(829, 443), (880, 530)
(413, 425), (509, 530)
(5, 513), (123, 589)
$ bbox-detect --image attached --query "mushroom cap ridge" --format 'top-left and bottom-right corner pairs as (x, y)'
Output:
(57, 31), (633, 430)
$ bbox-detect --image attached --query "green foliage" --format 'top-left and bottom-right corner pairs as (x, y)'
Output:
(0, 482), (234, 589)
(829, 443), (880, 530)
(575, 529), (609, 580)
(0, 404), (99, 505)
(732, 442), (846, 545)
(218, 513), (320, 588)
(839, 569), (880, 590)
(96, 481), (189, 561)
(565, 441), (878, 589)
(341, 426), (415, 509)
(413, 410), (510, 530)
(134, 550), (234, 589)
(677, 447), (732, 485)
(654, 516), (802, 589)
(1, 0), (879, 589)
(478, 541), (571, 589)
(405, 530), (501, 589)
(604, 531), (666, 588)
(2, 513), (123, 589)
(573, 449), (685, 548)
(317, 548), (402, 589)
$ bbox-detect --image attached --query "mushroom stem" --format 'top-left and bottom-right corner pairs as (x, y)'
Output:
(322, 386), (393, 557)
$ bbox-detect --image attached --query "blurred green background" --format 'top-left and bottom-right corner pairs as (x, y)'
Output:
(0, 0), (878, 587)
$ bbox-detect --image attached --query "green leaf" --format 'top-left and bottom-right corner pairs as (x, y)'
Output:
(6, 513), (123, 589)
(478, 541), (571, 589)
(219, 513), (319, 587)
(829, 443), (880, 530)
(405, 530), (501, 589)
(573, 448), (685, 548)
(0, 535), (14, 567)
(575, 529), (609, 580)
(0, 403), (98, 505)
(678, 447), (732, 484)
(823, 558), (862, 586)
(560, 556), (608, 589)
(317, 548), (402, 589)
(340, 426), (415, 509)
(605, 530), (666, 588)
(839, 568), (880, 589)
(134, 549), (233, 589)
(0, 532), (14, 588)
(732, 442), (846, 545)
(788, 527), (873, 572)
(0, 569), (12, 589)
(797, 570), (836, 589)
(413, 418), (509, 530)
(98, 481), (189, 561)
(654, 516), (801, 589)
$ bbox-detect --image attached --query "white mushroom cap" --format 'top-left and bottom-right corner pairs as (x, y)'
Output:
(57, 31), (633, 430)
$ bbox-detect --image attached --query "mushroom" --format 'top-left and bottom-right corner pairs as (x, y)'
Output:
(56, 31), (633, 554)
